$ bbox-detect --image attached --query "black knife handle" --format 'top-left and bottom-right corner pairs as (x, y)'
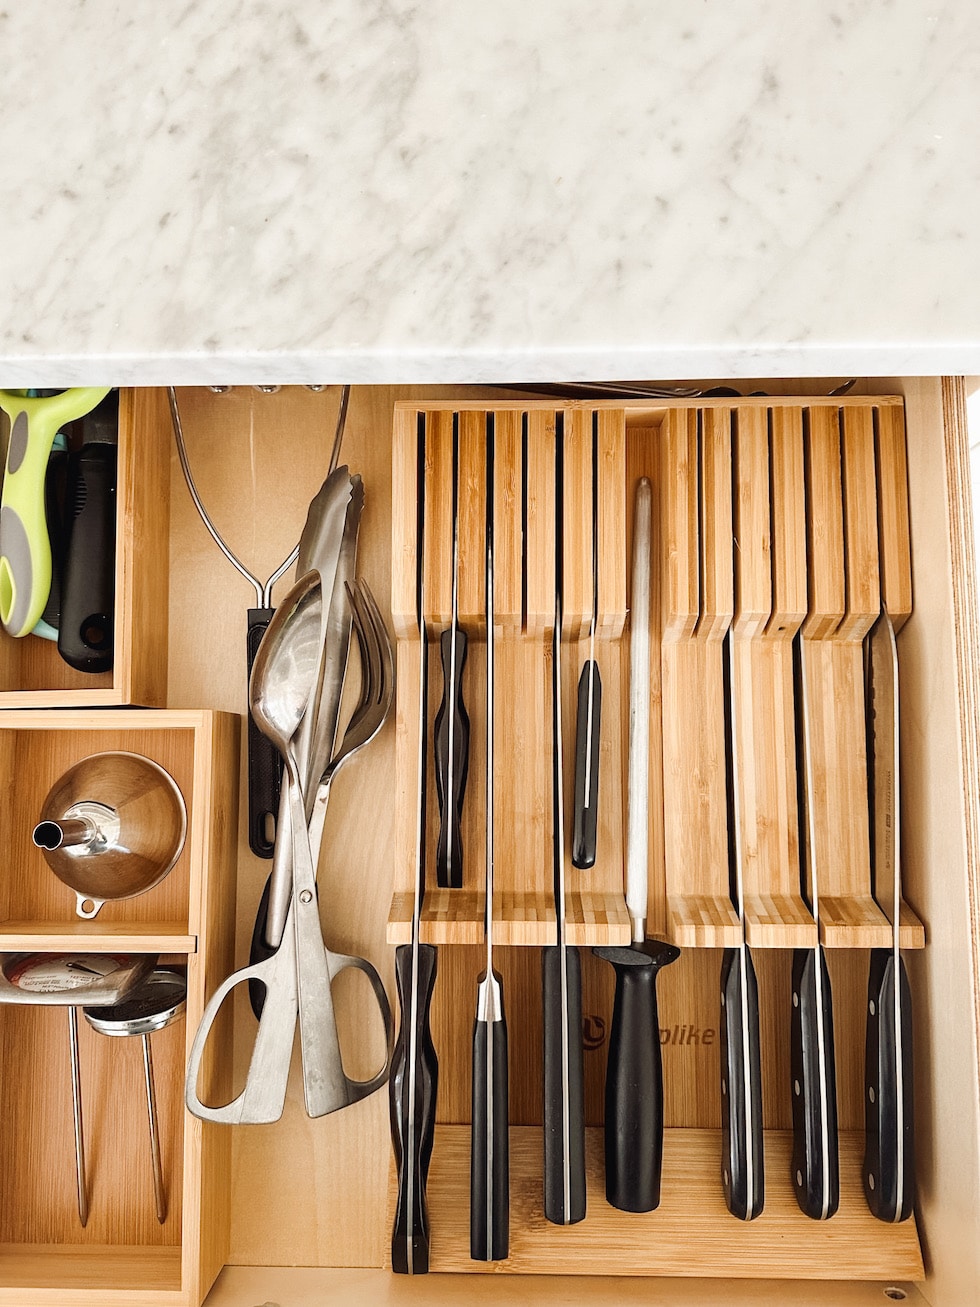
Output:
(720, 946), (766, 1220)
(247, 608), (283, 859)
(41, 441), (69, 631)
(572, 661), (602, 870)
(790, 946), (840, 1220)
(593, 939), (680, 1212)
(434, 627), (469, 888)
(58, 442), (117, 672)
(470, 982), (509, 1261)
(390, 943), (439, 1275)
(863, 949), (915, 1222)
(541, 944), (587, 1224)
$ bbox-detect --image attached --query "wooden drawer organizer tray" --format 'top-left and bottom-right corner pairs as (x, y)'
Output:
(0, 709), (238, 1306)
(386, 397), (925, 1281)
(0, 389), (171, 708)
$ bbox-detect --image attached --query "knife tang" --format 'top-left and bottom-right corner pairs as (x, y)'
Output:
(542, 942), (586, 1224)
(863, 948), (915, 1221)
(720, 943), (765, 1221)
(390, 941), (439, 1274)
(435, 626), (469, 888)
(594, 939), (679, 1211)
(572, 659), (601, 869)
(790, 944), (840, 1220)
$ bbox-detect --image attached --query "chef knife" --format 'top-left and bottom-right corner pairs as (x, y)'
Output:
(864, 608), (915, 1222)
(720, 630), (765, 1221)
(594, 476), (679, 1213)
(791, 636), (840, 1220)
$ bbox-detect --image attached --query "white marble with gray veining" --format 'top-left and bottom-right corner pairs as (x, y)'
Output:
(1, 0), (978, 383)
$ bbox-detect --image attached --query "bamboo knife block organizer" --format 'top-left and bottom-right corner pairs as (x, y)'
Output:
(385, 398), (924, 1282)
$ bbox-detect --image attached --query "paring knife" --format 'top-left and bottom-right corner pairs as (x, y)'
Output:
(720, 631), (765, 1221)
(572, 412), (602, 870)
(864, 608), (915, 1222)
(435, 414), (469, 889)
(390, 415), (439, 1275)
(791, 636), (840, 1221)
(542, 414), (586, 1227)
(594, 476), (679, 1213)
(470, 415), (509, 1261)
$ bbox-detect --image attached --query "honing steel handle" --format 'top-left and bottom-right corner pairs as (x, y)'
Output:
(593, 940), (680, 1212)
(390, 943), (439, 1275)
(59, 439), (117, 672)
(541, 944), (587, 1225)
(572, 660), (602, 870)
(790, 946), (840, 1220)
(470, 977), (509, 1262)
(720, 945), (766, 1220)
(863, 949), (915, 1222)
(434, 627), (469, 888)
(246, 608), (283, 858)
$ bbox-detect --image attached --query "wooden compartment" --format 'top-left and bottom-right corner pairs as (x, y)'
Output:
(0, 709), (238, 1306)
(0, 388), (171, 708)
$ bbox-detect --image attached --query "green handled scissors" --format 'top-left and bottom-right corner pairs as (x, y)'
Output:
(0, 388), (111, 637)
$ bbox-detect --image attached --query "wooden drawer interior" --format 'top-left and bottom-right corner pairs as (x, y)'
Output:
(75, 380), (980, 1306)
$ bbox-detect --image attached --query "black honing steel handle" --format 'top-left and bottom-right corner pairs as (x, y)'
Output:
(246, 608), (283, 859)
(58, 442), (118, 672)
(572, 660), (602, 870)
(470, 984), (509, 1262)
(390, 943), (439, 1275)
(434, 627), (469, 888)
(720, 946), (766, 1220)
(541, 944), (586, 1225)
(593, 939), (680, 1212)
(863, 949), (915, 1222)
(790, 946), (840, 1220)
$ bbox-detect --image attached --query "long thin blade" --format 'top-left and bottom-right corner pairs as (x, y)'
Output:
(868, 610), (901, 936)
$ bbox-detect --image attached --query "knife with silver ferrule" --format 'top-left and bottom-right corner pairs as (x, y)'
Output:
(864, 608), (915, 1222)
(594, 477), (679, 1213)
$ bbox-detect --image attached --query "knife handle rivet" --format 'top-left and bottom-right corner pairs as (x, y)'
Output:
(721, 1077), (727, 1097)
(299, 890), (313, 905)
(796, 1169), (803, 1188)
(869, 999), (876, 1016)
(868, 1172), (876, 1191)
(720, 992), (726, 1008)
(794, 1079), (800, 1097)
(792, 992), (799, 1008)
(869, 1086), (876, 1104)
(723, 1168), (729, 1187)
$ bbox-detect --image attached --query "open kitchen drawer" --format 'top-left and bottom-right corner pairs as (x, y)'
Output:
(10, 382), (973, 1306)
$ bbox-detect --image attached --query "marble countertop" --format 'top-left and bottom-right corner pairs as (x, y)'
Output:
(2, 1), (979, 385)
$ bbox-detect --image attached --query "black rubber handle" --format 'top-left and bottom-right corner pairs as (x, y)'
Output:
(572, 660), (602, 870)
(41, 443), (69, 631)
(541, 944), (586, 1225)
(434, 627), (469, 888)
(863, 949), (915, 1222)
(790, 946), (840, 1220)
(593, 939), (680, 1212)
(390, 942), (439, 1275)
(470, 980), (509, 1261)
(58, 442), (117, 672)
(247, 874), (275, 1019)
(246, 608), (283, 859)
(720, 946), (766, 1220)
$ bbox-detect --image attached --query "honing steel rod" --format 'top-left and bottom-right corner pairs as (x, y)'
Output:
(390, 414), (439, 1275)
(720, 631), (765, 1221)
(594, 477), (679, 1213)
(572, 412), (601, 870)
(470, 414), (509, 1262)
(864, 608), (915, 1222)
(791, 636), (839, 1220)
(542, 415), (586, 1226)
(435, 413), (469, 889)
